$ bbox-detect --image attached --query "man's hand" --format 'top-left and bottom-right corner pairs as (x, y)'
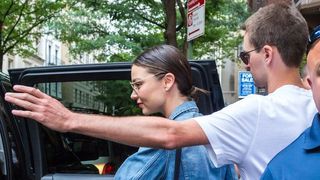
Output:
(5, 85), (74, 132)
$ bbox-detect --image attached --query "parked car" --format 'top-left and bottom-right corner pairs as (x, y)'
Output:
(0, 60), (224, 180)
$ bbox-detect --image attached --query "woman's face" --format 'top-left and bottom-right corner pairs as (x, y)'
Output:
(130, 65), (166, 115)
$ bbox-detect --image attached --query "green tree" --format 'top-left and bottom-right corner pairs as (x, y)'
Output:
(92, 80), (141, 116)
(50, 0), (249, 62)
(0, 0), (67, 70)
(193, 1), (250, 62)
(49, 0), (249, 117)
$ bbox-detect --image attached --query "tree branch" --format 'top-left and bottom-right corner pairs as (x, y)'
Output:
(131, 7), (165, 29)
(2, 0), (15, 22)
(176, 0), (186, 32)
(89, 23), (110, 36)
(4, 5), (62, 45)
(3, 30), (38, 55)
(3, 0), (29, 45)
(3, 14), (54, 55)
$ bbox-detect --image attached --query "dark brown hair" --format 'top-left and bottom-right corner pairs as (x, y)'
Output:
(243, 3), (308, 68)
(133, 44), (206, 99)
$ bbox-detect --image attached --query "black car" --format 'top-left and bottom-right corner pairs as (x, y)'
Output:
(0, 60), (224, 180)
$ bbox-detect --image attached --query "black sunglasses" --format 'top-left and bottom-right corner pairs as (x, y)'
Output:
(307, 25), (320, 53)
(239, 48), (260, 65)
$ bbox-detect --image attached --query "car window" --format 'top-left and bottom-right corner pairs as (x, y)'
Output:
(35, 80), (141, 175)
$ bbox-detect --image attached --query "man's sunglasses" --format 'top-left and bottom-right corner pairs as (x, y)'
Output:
(239, 48), (260, 65)
(307, 25), (320, 53)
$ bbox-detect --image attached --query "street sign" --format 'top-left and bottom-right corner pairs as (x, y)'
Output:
(187, 0), (206, 41)
(238, 71), (256, 98)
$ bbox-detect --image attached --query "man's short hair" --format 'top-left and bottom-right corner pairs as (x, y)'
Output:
(244, 3), (308, 68)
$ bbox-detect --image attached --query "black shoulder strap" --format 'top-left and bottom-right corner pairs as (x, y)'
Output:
(174, 148), (181, 180)
(173, 111), (200, 180)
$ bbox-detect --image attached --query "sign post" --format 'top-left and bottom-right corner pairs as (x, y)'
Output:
(187, 0), (206, 41)
(238, 71), (256, 98)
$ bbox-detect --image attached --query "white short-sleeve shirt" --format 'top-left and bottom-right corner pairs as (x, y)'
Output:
(194, 85), (317, 180)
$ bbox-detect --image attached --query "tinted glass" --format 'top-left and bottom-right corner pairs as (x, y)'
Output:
(36, 80), (142, 175)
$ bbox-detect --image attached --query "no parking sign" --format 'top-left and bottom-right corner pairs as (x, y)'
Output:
(187, 0), (205, 41)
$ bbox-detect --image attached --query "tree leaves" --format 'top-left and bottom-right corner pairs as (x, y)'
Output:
(0, 0), (68, 69)
(1, 0), (249, 67)
(51, 0), (248, 63)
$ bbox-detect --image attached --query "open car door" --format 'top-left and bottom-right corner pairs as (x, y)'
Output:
(7, 60), (224, 180)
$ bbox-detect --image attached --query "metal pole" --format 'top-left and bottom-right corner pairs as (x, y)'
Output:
(188, 40), (193, 60)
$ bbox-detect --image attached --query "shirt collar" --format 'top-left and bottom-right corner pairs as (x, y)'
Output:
(168, 101), (199, 120)
(303, 113), (320, 150)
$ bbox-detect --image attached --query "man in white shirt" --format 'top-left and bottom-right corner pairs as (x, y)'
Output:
(5, 2), (317, 180)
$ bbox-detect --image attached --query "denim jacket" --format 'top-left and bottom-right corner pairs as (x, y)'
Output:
(115, 101), (236, 180)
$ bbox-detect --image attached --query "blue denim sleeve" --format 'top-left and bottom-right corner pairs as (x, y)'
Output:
(115, 148), (169, 180)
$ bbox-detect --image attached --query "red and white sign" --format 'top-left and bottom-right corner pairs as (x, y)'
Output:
(187, 0), (206, 41)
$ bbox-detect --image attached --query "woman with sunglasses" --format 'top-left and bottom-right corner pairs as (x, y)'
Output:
(114, 44), (236, 179)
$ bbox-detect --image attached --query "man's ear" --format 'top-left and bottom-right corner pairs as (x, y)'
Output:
(263, 45), (273, 65)
(307, 77), (312, 88)
(163, 73), (175, 91)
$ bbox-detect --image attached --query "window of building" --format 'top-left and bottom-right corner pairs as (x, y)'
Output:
(8, 58), (14, 69)
(48, 45), (53, 65)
